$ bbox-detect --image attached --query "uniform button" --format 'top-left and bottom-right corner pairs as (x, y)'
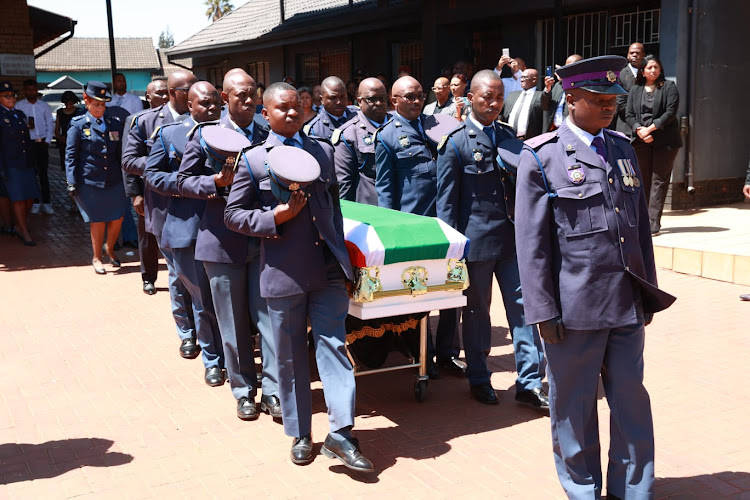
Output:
(274, 236), (278, 239)
(625, 266), (630, 271)
(609, 178), (613, 184)
(615, 207), (620, 213)
(312, 216), (316, 221)
(620, 237), (625, 243)
(478, 169), (482, 173)
(578, 193), (583, 198)
(315, 241), (319, 246)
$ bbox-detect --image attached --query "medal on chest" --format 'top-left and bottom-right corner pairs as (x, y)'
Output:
(617, 159), (633, 187)
(567, 163), (585, 184)
(109, 131), (120, 142)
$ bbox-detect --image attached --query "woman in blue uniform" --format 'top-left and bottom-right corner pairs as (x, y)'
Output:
(0, 81), (39, 245)
(65, 81), (127, 274)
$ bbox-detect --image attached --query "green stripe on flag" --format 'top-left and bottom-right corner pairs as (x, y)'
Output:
(341, 201), (450, 265)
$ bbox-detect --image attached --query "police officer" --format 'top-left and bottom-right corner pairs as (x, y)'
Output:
(225, 82), (373, 472)
(303, 76), (357, 140)
(436, 69), (548, 408)
(332, 77), (390, 205)
(375, 75), (462, 378)
(143, 82), (224, 387)
(0, 81), (38, 244)
(177, 69), (281, 421)
(66, 81), (128, 273)
(514, 56), (676, 499)
(122, 71), (200, 359)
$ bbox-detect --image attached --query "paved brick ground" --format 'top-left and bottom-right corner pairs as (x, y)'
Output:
(0, 154), (748, 499)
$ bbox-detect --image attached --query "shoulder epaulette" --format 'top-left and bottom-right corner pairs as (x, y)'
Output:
(438, 123), (467, 151)
(604, 128), (629, 141)
(524, 131), (558, 150)
(187, 120), (219, 140)
(152, 121), (181, 139)
(302, 123), (313, 136)
(71, 114), (85, 122)
(233, 141), (265, 171)
(331, 128), (342, 145)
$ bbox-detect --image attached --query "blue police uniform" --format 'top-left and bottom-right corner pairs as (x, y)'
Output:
(224, 132), (357, 441)
(0, 104), (39, 202)
(105, 105), (137, 243)
(177, 115), (282, 409)
(65, 112), (128, 223)
(332, 110), (389, 205)
(514, 55), (676, 500)
(375, 112), (460, 368)
(303, 106), (358, 140)
(144, 118), (223, 371)
(436, 116), (546, 395)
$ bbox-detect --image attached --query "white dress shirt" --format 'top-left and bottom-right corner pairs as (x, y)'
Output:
(507, 88), (536, 137)
(15, 98), (54, 142)
(501, 70), (524, 99)
(109, 92), (143, 116)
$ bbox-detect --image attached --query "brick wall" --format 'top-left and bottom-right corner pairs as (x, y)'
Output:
(0, 0), (33, 90)
(666, 178), (745, 209)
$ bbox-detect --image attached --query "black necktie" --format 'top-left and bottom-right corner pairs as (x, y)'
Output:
(592, 136), (607, 164)
(283, 137), (296, 147)
(512, 92), (529, 133)
(96, 119), (102, 125)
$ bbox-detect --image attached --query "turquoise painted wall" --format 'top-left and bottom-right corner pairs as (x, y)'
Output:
(37, 70), (153, 92)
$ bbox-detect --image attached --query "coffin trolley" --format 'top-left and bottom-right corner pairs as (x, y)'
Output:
(341, 201), (469, 401)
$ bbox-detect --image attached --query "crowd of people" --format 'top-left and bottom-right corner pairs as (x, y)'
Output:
(0, 45), (683, 497)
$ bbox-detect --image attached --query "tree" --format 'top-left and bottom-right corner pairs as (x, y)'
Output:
(204, 0), (234, 22)
(158, 28), (174, 49)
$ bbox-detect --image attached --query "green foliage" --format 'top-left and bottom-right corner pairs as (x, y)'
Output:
(204, 0), (235, 22)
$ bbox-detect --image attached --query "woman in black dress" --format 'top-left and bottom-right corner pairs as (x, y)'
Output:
(54, 91), (84, 170)
(626, 55), (682, 235)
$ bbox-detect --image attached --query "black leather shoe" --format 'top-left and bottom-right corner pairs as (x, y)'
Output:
(740, 294), (750, 301)
(291, 435), (314, 465)
(470, 383), (499, 405)
(260, 394), (282, 419)
(321, 435), (374, 472)
(426, 358), (440, 380)
(436, 356), (467, 376)
(236, 397), (258, 421)
(179, 338), (200, 359)
(107, 255), (121, 267)
(204, 366), (225, 387)
(142, 281), (156, 295)
(650, 219), (661, 235)
(515, 387), (550, 409)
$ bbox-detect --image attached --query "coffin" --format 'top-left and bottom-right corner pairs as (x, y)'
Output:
(341, 201), (469, 319)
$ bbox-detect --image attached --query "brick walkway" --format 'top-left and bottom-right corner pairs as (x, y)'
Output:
(0, 153), (748, 499)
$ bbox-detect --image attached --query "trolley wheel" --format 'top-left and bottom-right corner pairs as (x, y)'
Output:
(414, 379), (428, 402)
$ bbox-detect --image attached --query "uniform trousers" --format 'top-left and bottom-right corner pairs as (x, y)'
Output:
(171, 245), (223, 369)
(463, 256), (545, 390)
(632, 142), (680, 224)
(119, 206), (138, 243)
(137, 213), (159, 284)
(30, 141), (50, 204)
(203, 257), (279, 401)
(542, 322), (654, 500)
(159, 246), (195, 342)
(266, 260), (356, 439)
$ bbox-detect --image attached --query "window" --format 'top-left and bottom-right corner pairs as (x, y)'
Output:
(247, 61), (270, 86)
(392, 41), (422, 83)
(296, 49), (350, 86)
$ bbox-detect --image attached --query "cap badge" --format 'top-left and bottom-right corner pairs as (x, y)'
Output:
(288, 182), (300, 191)
(100, 89), (106, 95)
(607, 70), (617, 83)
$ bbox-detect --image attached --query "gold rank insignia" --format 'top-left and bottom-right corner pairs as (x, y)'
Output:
(398, 135), (409, 147)
(84, 128), (91, 137)
(607, 70), (617, 82)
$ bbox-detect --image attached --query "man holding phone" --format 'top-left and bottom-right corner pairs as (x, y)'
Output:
(16, 79), (54, 214)
(500, 68), (554, 140)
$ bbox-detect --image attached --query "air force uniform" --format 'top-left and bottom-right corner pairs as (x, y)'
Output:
(436, 115), (546, 395)
(177, 116), (281, 410)
(224, 132), (357, 441)
(0, 86), (39, 202)
(144, 118), (223, 371)
(332, 110), (389, 205)
(514, 56), (676, 499)
(303, 106), (358, 140)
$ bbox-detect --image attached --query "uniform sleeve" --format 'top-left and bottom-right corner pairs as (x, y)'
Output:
(625, 88), (640, 131)
(435, 135), (462, 228)
(224, 154), (278, 238)
(514, 148), (561, 324)
(374, 131), (397, 209)
(64, 123), (80, 185)
(143, 130), (179, 196)
(177, 137), (218, 199)
(334, 128), (358, 201)
(631, 151), (658, 287)
(653, 81), (679, 130)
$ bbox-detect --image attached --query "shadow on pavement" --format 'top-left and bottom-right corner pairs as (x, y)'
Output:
(0, 438), (133, 484)
(654, 471), (750, 499)
(657, 225), (729, 235)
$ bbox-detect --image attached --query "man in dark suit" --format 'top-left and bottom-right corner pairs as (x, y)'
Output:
(177, 69), (281, 422)
(515, 55), (676, 499)
(122, 70), (200, 358)
(501, 68), (553, 139)
(224, 82), (373, 472)
(144, 82), (225, 388)
(612, 42), (645, 136)
(545, 54), (583, 131)
(303, 76), (357, 140)
(436, 70), (548, 408)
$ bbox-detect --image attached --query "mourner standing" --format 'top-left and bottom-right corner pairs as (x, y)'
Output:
(16, 79), (54, 215)
(225, 82), (374, 472)
(303, 76), (357, 140)
(178, 69), (282, 421)
(514, 56), (676, 499)
(65, 81), (128, 273)
(436, 69), (548, 408)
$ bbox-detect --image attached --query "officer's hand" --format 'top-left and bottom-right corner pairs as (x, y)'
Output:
(544, 76), (555, 92)
(132, 195), (144, 216)
(213, 161), (235, 188)
(742, 185), (750, 199)
(273, 190), (307, 225)
(644, 313), (654, 326)
(538, 318), (566, 344)
(66, 184), (77, 198)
